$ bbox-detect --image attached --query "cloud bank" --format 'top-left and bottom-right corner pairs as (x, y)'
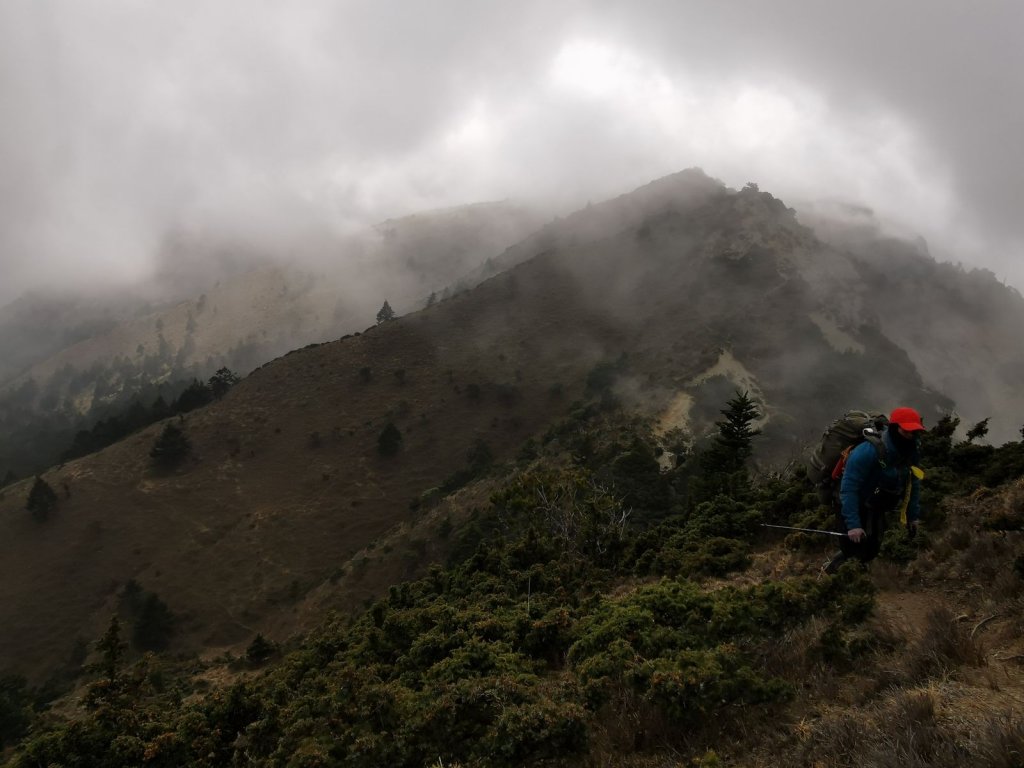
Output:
(1, 0), (1021, 303)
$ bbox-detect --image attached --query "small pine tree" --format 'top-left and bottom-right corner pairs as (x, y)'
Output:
(246, 633), (276, 665)
(93, 616), (126, 682)
(151, 394), (171, 421)
(26, 476), (58, 522)
(921, 413), (960, 463)
(150, 423), (191, 467)
(376, 300), (396, 324)
(378, 422), (402, 456)
(132, 593), (174, 652)
(965, 417), (990, 444)
(174, 379), (213, 412)
(208, 367), (240, 399)
(705, 391), (762, 474)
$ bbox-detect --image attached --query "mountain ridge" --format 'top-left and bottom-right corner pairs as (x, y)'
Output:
(0, 171), (1021, 683)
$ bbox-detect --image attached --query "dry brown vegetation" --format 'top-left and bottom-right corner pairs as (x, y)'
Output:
(723, 479), (1024, 768)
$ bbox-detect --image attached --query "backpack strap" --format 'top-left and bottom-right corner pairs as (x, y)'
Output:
(831, 432), (887, 483)
(864, 432), (887, 468)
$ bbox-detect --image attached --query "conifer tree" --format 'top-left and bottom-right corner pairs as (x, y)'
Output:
(376, 300), (396, 324)
(174, 378), (213, 412)
(208, 367), (240, 399)
(966, 417), (990, 444)
(150, 423), (191, 467)
(93, 616), (126, 682)
(132, 593), (174, 651)
(705, 391), (762, 474)
(378, 422), (402, 456)
(921, 413), (959, 463)
(689, 392), (762, 508)
(246, 633), (276, 665)
(26, 476), (58, 522)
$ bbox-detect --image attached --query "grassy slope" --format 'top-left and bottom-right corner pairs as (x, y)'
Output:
(0, 187), (956, 683)
(0, 248), (628, 679)
(735, 481), (1024, 767)
(5, 419), (1022, 767)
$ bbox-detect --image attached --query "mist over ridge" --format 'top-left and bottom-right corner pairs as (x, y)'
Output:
(1, 1), (1022, 305)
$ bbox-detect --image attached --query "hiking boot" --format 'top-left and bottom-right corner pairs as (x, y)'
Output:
(821, 551), (848, 575)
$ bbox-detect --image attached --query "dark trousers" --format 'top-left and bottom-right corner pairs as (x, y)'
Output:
(829, 490), (901, 568)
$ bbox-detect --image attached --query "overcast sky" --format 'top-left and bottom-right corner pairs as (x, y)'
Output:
(1, 0), (1021, 303)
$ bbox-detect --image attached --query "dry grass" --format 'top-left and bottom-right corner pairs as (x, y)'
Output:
(903, 606), (986, 680)
(795, 684), (1024, 768)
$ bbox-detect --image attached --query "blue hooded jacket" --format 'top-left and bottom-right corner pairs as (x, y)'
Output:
(838, 429), (921, 530)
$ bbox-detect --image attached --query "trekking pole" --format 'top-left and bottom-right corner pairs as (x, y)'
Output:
(760, 523), (849, 538)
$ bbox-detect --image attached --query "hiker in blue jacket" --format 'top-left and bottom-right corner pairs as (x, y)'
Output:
(824, 407), (925, 573)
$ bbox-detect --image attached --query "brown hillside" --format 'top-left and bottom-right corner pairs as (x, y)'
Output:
(0, 244), (636, 680)
(0, 177), (987, 682)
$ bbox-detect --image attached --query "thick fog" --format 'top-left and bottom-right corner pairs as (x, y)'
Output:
(1, 0), (1021, 304)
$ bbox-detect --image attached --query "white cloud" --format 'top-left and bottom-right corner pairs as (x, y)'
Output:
(1, 1), (1021, 300)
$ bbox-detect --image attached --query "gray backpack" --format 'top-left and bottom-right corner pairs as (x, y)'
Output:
(807, 411), (888, 505)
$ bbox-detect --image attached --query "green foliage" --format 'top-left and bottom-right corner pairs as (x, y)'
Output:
(208, 366), (240, 399)
(702, 390), (761, 475)
(920, 413), (959, 465)
(0, 675), (34, 749)
(378, 422), (403, 456)
(376, 300), (396, 324)
(173, 378), (214, 412)
(490, 468), (629, 568)
(246, 634), (277, 666)
(568, 573), (873, 723)
(630, 496), (761, 578)
(93, 617), (127, 682)
(1, 337), (258, 476)
(13, 399), (1024, 768)
(439, 439), (495, 495)
(25, 475), (58, 522)
(149, 423), (191, 468)
(965, 417), (990, 444)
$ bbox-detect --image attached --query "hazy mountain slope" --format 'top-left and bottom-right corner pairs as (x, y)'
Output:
(793, 204), (1024, 443)
(454, 167), (729, 290)
(0, 178), (971, 682)
(0, 202), (544, 482)
(0, 292), (145, 386)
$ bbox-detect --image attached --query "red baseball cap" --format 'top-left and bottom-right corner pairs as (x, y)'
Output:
(890, 407), (926, 432)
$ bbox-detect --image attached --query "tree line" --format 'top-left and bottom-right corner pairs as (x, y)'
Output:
(59, 368), (239, 463)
